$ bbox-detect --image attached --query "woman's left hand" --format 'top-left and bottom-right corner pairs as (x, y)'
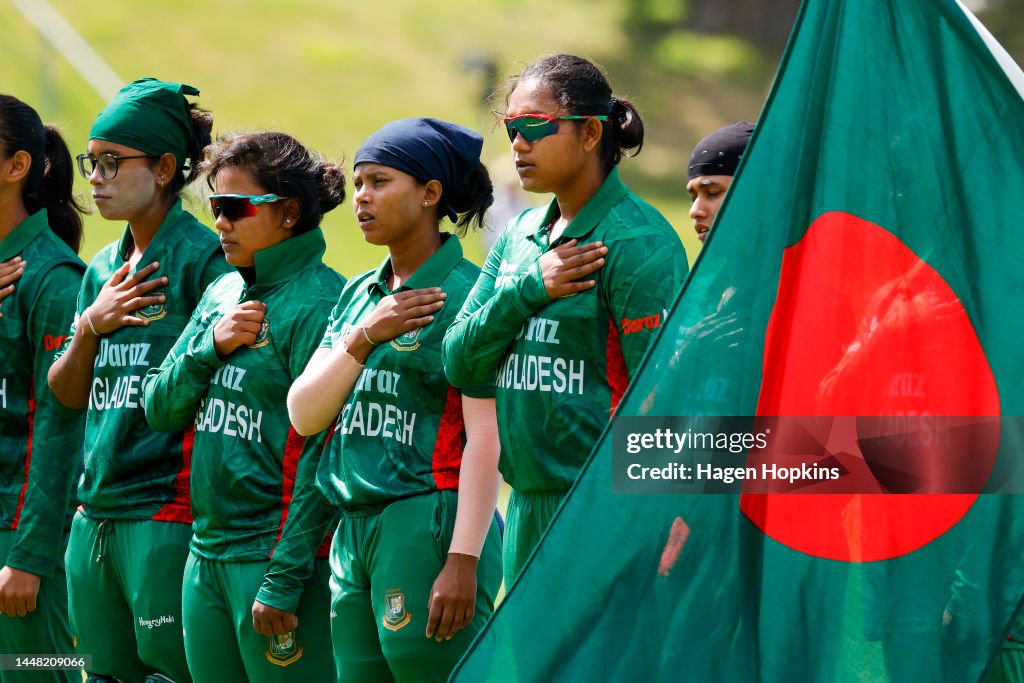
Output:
(252, 599), (298, 637)
(425, 553), (478, 641)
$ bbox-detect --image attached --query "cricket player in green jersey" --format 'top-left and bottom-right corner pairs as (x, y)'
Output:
(0, 95), (86, 683)
(47, 79), (231, 683)
(443, 54), (689, 584)
(288, 118), (503, 683)
(144, 131), (345, 682)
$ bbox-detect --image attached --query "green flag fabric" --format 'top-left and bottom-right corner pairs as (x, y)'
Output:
(453, 0), (1024, 681)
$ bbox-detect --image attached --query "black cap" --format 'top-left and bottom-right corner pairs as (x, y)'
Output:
(687, 121), (754, 180)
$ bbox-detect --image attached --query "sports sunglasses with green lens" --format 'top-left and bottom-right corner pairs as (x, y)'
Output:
(209, 193), (286, 221)
(503, 114), (609, 143)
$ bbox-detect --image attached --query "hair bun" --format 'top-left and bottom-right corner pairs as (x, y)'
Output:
(315, 161), (347, 212)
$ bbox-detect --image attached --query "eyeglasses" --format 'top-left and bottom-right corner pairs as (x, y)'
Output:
(76, 152), (161, 180)
(502, 114), (609, 143)
(209, 193), (286, 221)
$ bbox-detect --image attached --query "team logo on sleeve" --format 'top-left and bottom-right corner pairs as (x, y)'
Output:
(265, 630), (303, 666)
(390, 328), (422, 352)
(382, 588), (411, 631)
(133, 288), (168, 322)
(248, 317), (271, 349)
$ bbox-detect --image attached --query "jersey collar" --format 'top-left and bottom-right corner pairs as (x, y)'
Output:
(115, 198), (191, 266)
(245, 227), (327, 285)
(528, 167), (629, 248)
(368, 232), (463, 296)
(0, 209), (49, 261)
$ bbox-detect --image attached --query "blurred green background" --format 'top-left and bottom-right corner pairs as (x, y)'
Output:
(2, 0), (1021, 275)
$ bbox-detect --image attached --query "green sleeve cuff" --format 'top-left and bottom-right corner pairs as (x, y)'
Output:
(460, 384), (497, 399)
(517, 261), (551, 311)
(255, 582), (302, 615)
(189, 323), (226, 369)
(5, 548), (53, 579)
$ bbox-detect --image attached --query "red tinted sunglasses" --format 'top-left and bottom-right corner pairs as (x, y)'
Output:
(209, 193), (285, 221)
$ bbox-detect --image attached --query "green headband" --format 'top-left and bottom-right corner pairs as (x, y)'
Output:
(89, 77), (200, 168)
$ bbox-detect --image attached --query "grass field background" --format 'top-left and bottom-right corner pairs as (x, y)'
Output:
(3, 1), (1021, 275)
(0, 0), (780, 275)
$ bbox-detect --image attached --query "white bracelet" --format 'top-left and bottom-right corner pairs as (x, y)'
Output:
(83, 309), (101, 337)
(361, 325), (379, 347)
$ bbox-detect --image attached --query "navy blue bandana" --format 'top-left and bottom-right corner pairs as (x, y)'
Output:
(355, 118), (483, 223)
(688, 121), (754, 180)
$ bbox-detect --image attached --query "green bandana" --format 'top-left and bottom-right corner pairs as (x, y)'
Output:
(89, 77), (200, 168)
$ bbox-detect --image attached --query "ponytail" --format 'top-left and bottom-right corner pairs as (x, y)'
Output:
(602, 95), (644, 172)
(450, 161), (494, 235)
(35, 125), (85, 252)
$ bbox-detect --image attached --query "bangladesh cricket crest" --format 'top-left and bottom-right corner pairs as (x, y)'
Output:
(248, 316), (271, 349)
(390, 327), (422, 352)
(134, 288), (168, 322)
(265, 630), (303, 666)
(382, 588), (411, 631)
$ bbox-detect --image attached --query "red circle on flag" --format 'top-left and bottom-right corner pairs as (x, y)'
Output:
(741, 211), (1000, 562)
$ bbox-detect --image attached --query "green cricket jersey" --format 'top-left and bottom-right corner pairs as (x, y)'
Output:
(443, 168), (687, 494)
(56, 199), (230, 521)
(143, 228), (342, 612)
(0, 209), (84, 577)
(316, 234), (493, 509)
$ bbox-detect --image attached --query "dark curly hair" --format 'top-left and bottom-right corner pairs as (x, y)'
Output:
(203, 132), (346, 235)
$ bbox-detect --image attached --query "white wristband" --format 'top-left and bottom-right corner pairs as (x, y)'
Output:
(361, 325), (379, 346)
(83, 309), (101, 337)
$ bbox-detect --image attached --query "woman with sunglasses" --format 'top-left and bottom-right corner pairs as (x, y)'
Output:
(443, 54), (688, 584)
(143, 131), (344, 682)
(287, 118), (502, 683)
(47, 78), (230, 683)
(0, 94), (86, 683)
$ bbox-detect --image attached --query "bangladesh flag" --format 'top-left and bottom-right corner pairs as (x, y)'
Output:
(452, 0), (1024, 681)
